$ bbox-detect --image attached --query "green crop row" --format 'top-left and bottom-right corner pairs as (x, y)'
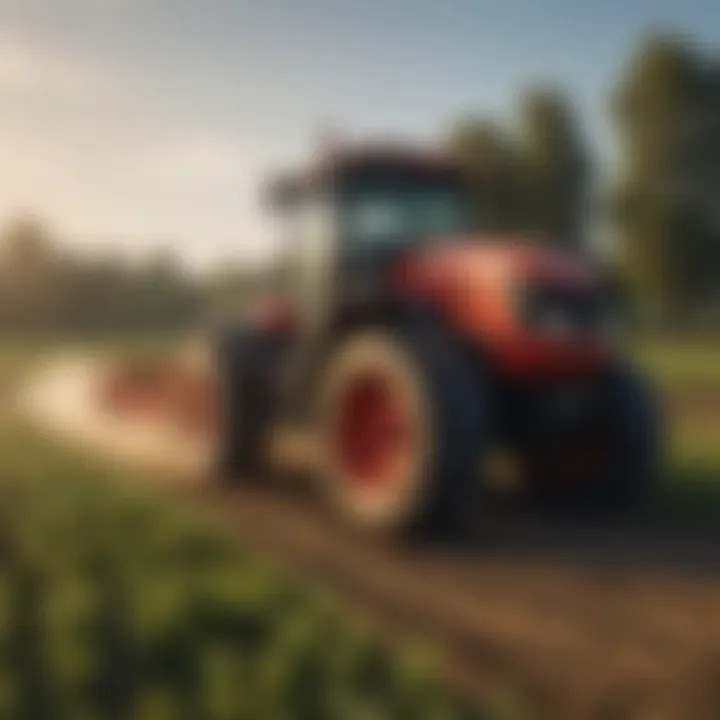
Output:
(0, 421), (493, 720)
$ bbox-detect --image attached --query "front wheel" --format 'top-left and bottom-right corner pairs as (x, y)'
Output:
(316, 327), (486, 539)
(525, 362), (662, 516)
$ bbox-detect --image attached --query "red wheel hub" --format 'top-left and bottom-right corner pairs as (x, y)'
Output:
(335, 373), (413, 495)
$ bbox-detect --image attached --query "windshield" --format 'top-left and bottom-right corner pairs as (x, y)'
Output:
(344, 187), (472, 250)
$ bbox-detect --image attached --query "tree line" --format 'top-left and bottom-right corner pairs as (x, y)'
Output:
(0, 216), (265, 338)
(1, 30), (718, 336)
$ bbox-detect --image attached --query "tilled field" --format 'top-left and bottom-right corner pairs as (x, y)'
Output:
(19, 357), (720, 720)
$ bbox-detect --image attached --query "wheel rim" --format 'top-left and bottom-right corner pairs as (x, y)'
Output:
(334, 372), (413, 497)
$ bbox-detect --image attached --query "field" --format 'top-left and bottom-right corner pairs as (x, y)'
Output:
(0, 417), (492, 719)
(5, 335), (720, 720)
(631, 337), (720, 519)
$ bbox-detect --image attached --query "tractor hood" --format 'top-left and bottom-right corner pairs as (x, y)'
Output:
(391, 237), (610, 378)
(392, 238), (598, 292)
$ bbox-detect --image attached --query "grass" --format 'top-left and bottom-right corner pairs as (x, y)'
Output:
(656, 429), (720, 521)
(631, 336), (720, 390)
(627, 336), (720, 521)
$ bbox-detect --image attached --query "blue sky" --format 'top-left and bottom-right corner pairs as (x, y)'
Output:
(0, 0), (718, 267)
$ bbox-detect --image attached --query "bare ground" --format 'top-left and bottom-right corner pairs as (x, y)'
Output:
(18, 358), (720, 720)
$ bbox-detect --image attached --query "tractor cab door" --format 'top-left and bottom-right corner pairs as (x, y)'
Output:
(272, 188), (341, 416)
(336, 173), (475, 296)
(280, 189), (339, 335)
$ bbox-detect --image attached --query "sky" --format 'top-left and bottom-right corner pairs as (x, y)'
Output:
(0, 0), (718, 269)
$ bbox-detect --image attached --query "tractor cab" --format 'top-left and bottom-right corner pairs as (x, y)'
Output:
(269, 145), (473, 250)
(263, 144), (609, 379)
(266, 146), (475, 331)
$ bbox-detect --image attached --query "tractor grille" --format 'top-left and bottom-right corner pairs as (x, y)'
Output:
(523, 284), (605, 337)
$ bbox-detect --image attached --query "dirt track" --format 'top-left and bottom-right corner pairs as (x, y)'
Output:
(20, 359), (720, 720)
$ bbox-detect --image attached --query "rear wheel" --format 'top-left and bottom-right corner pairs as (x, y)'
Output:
(213, 329), (281, 483)
(316, 327), (485, 539)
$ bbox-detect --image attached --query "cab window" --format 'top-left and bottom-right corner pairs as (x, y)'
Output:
(344, 186), (471, 250)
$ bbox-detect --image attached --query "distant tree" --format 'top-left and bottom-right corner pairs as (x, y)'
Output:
(0, 217), (207, 337)
(0, 215), (65, 333)
(445, 89), (591, 246)
(446, 117), (523, 232)
(516, 87), (590, 246)
(197, 262), (267, 326)
(612, 33), (698, 185)
(610, 31), (720, 322)
(0, 215), (55, 266)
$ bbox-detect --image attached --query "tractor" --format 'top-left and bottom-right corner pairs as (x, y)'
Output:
(214, 143), (661, 538)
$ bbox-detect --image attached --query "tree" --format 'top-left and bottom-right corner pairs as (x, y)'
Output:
(445, 88), (591, 245)
(0, 215), (65, 333)
(610, 31), (720, 322)
(612, 33), (698, 185)
(0, 216), (207, 336)
(446, 117), (523, 232)
(516, 87), (590, 245)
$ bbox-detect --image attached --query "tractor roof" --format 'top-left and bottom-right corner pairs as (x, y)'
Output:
(267, 143), (461, 208)
(306, 143), (459, 178)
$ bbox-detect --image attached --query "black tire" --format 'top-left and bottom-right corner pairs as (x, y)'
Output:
(526, 361), (662, 517)
(593, 362), (662, 514)
(213, 328), (280, 483)
(316, 326), (486, 539)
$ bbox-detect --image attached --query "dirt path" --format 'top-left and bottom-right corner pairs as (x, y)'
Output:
(19, 358), (720, 720)
(19, 357), (210, 482)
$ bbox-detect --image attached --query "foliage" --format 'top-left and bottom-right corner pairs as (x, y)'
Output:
(446, 87), (590, 245)
(516, 88), (590, 246)
(447, 118), (523, 232)
(0, 216), (266, 339)
(610, 31), (720, 322)
(0, 421), (483, 720)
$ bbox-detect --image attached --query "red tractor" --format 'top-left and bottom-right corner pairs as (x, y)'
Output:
(214, 144), (661, 538)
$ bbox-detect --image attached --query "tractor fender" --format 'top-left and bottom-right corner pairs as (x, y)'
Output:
(295, 296), (490, 415)
(331, 295), (493, 376)
(329, 295), (447, 344)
